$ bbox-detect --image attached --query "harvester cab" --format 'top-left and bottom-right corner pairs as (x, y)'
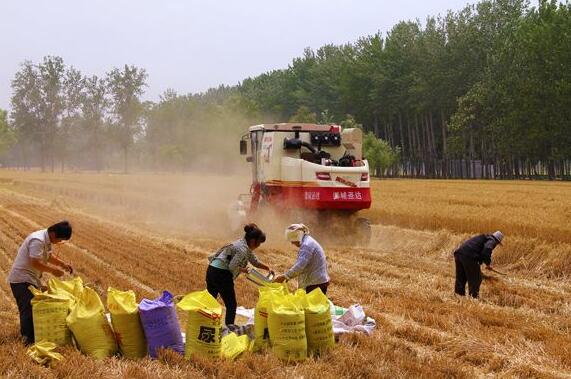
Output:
(231, 123), (372, 244)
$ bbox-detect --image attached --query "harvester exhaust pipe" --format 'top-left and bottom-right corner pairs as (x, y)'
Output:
(283, 137), (317, 153)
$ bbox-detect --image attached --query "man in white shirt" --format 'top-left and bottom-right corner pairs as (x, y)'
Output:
(7, 221), (74, 345)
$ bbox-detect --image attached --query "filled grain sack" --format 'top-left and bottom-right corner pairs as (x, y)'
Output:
(30, 286), (73, 346)
(177, 289), (222, 359)
(66, 287), (118, 359)
(267, 289), (307, 361)
(253, 283), (288, 352)
(138, 290), (183, 358)
(107, 287), (147, 358)
(304, 288), (335, 353)
(47, 276), (84, 301)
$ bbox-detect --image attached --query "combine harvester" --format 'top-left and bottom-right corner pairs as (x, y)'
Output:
(230, 123), (372, 244)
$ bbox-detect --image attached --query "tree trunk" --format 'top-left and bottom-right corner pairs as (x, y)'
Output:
(548, 160), (555, 180)
(398, 112), (405, 157)
(123, 146), (128, 174)
(373, 114), (380, 137)
(440, 111), (448, 178)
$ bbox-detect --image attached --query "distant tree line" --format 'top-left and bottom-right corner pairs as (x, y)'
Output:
(1, 0), (569, 179)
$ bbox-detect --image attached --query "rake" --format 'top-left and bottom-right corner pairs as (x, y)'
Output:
(487, 267), (507, 276)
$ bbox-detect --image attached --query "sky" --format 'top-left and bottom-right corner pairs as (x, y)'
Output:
(0, 0), (472, 110)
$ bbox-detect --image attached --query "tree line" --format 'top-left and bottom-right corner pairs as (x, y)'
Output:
(1, 0), (569, 179)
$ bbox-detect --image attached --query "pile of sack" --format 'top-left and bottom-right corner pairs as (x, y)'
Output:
(29, 277), (250, 361)
(29, 276), (348, 362)
(253, 283), (335, 361)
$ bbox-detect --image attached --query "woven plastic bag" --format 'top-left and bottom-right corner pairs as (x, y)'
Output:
(177, 289), (222, 359)
(221, 333), (250, 360)
(26, 341), (63, 366)
(139, 290), (184, 358)
(107, 287), (147, 358)
(30, 286), (73, 346)
(66, 287), (118, 359)
(304, 288), (335, 353)
(267, 289), (307, 361)
(253, 283), (288, 352)
(47, 277), (84, 301)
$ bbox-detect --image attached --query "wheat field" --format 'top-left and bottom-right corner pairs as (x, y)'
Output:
(0, 170), (569, 378)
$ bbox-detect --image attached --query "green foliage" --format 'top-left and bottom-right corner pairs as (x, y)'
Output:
(363, 132), (399, 176)
(288, 106), (317, 123)
(340, 114), (362, 130)
(0, 109), (16, 156)
(6, 1), (570, 177)
(106, 65), (147, 172)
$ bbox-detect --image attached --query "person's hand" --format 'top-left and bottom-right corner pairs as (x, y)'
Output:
(273, 275), (287, 283)
(51, 268), (65, 277)
(239, 267), (249, 274)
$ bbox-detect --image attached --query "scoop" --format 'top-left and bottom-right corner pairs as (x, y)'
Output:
(246, 268), (275, 286)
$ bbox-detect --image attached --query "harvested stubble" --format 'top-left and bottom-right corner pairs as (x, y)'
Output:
(0, 170), (569, 378)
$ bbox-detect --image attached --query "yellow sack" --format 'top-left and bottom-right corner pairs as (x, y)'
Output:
(67, 287), (118, 359)
(177, 290), (222, 359)
(304, 288), (335, 353)
(253, 284), (288, 352)
(221, 333), (251, 360)
(268, 289), (307, 361)
(27, 341), (63, 366)
(30, 286), (73, 346)
(107, 287), (147, 358)
(47, 277), (84, 301)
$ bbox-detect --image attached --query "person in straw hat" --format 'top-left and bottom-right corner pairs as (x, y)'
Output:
(273, 224), (330, 294)
(454, 231), (504, 298)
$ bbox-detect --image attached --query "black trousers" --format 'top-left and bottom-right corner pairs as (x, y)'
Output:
(206, 266), (237, 326)
(306, 282), (329, 295)
(10, 282), (36, 345)
(454, 253), (482, 298)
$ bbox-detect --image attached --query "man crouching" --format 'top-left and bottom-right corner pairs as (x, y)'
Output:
(7, 221), (74, 345)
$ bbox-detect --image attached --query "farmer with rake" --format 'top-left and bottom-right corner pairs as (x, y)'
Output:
(454, 231), (504, 298)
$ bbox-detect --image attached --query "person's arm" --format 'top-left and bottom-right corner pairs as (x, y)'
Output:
(30, 258), (64, 277)
(283, 244), (311, 280)
(28, 239), (64, 277)
(481, 239), (496, 267)
(48, 254), (73, 274)
(248, 252), (272, 273)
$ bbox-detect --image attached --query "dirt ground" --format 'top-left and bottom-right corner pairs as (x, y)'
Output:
(0, 170), (570, 378)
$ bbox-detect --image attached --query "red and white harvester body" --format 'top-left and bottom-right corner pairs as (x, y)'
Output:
(232, 123), (372, 242)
